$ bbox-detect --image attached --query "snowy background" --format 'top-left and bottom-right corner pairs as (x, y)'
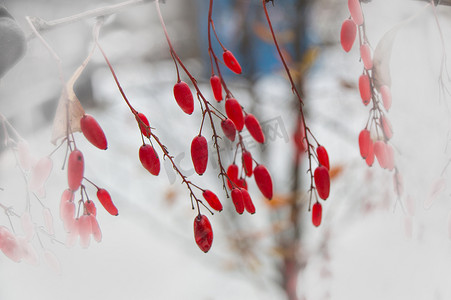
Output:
(1, 0), (451, 299)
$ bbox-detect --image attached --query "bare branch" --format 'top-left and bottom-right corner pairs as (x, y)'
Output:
(27, 0), (155, 36)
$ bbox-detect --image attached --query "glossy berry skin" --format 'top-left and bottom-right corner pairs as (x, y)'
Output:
(80, 114), (107, 150)
(139, 144), (160, 176)
(314, 166), (330, 200)
(231, 188), (244, 214)
(97, 188), (118, 216)
(221, 119), (237, 142)
(316, 146), (329, 170)
(227, 164), (239, 189)
(191, 135), (208, 175)
(242, 150), (253, 177)
(67, 149), (84, 191)
(340, 19), (357, 52)
(173, 81), (194, 115)
(254, 164), (273, 200)
(210, 75), (223, 101)
(194, 214), (213, 253)
(136, 112), (151, 138)
(223, 50), (242, 74)
(202, 190), (223, 212)
(312, 202), (322, 227)
(225, 98), (244, 131)
(240, 188), (255, 214)
(244, 114), (265, 144)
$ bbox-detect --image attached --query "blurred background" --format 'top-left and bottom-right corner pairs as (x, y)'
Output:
(0, 0), (451, 299)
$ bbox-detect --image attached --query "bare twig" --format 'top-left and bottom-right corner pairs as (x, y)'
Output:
(27, 0), (156, 37)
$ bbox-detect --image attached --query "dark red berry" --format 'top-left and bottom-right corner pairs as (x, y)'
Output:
(80, 114), (107, 150)
(194, 214), (213, 253)
(244, 114), (265, 144)
(210, 75), (223, 101)
(240, 188), (255, 214)
(139, 144), (160, 176)
(225, 98), (244, 131)
(314, 166), (330, 200)
(312, 202), (322, 227)
(136, 112), (151, 138)
(173, 81), (194, 115)
(231, 188), (244, 214)
(67, 149), (84, 191)
(191, 135), (208, 175)
(316, 146), (330, 170)
(202, 190), (223, 212)
(223, 50), (242, 74)
(221, 119), (237, 142)
(242, 150), (253, 177)
(96, 188), (118, 216)
(254, 164), (273, 200)
(227, 164), (239, 189)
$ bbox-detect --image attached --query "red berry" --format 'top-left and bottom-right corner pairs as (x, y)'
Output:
(0, 226), (22, 262)
(80, 114), (107, 150)
(225, 98), (244, 131)
(210, 75), (223, 101)
(89, 214), (102, 243)
(358, 129), (371, 159)
(85, 200), (97, 216)
(67, 149), (84, 191)
(221, 119), (237, 142)
(380, 85), (392, 111)
(60, 200), (76, 232)
(227, 164), (239, 189)
(360, 43), (373, 70)
(193, 214), (213, 253)
(173, 81), (194, 115)
(340, 19), (357, 52)
(223, 50), (242, 74)
(359, 74), (372, 105)
(316, 146), (330, 170)
(191, 135), (208, 175)
(240, 188), (255, 214)
(314, 166), (330, 200)
(242, 150), (253, 177)
(139, 144), (160, 176)
(254, 164), (273, 200)
(136, 112), (151, 138)
(244, 114), (265, 144)
(348, 0), (364, 25)
(312, 202), (322, 227)
(231, 188), (244, 214)
(237, 178), (248, 190)
(380, 115), (393, 140)
(97, 188), (118, 216)
(202, 190), (223, 212)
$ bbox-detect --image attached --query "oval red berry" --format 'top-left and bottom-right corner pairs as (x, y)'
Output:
(340, 19), (357, 52)
(191, 135), (208, 175)
(242, 150), (253, 177)
(254, 164), (273, 200)
(202, 190), (223, 212)
(223, 50), (242, 74)
(210, 75), (223, 101)
(231, 188), (244, 214)
(316, 146), (330, 170)
(173, 81), (194, 115)
(312, 202), (322, 227)
(85, 200), (97, 216)
(225, 98), (244, 131)
(348, 0), (364, 25)
(67, 149), (84, 191)
(314, 166), (330, 200)
(359, 74), (372, 105)
(227, 164), (239, 190)
(373, 141), (388, 169)
(360, 43), (373, 70)
(244, 114), (265, 144)
(221, 119), (237, 142)
(80, 114), (107, 150)
(97, 188), (118, 216)
(139, 144), (160, 176)
(194, 214), (213, 253)
(358, 129), (371, 159)
(136, 112), (151, 138)
(240, 188), (255, 214)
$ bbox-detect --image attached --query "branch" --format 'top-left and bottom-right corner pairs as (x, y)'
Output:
(414, 0), (451, 6)
(27, 0), (156, 35)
